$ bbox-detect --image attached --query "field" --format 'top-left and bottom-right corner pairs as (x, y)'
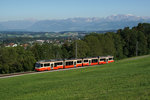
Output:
(0, 55), (150, 100)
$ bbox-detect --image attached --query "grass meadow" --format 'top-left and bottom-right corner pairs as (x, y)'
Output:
(0, 55), (150, 100)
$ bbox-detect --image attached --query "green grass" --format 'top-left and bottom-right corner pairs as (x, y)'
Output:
(0, 56), (150, 100)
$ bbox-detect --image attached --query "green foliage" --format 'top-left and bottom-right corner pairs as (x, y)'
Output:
(0, 55), (150, 100)
(61, 46), (70, 59)
(147, 34), (150, 53)
(137, 31), (147, 55)
(30, 43), (63, 60)
(113, 33), (124, 59)
(84, 34), (103, 56)
(30, 43), (41, 61)
(71, 40), (90, 58)
(0, 46), (36, 74)
(117, 24), (150, 57)
(103, 33), (116, 56)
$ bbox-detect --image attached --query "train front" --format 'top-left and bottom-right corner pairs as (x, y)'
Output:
(35, 63), (42, 71)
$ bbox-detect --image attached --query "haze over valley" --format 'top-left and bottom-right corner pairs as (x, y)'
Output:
(0, 14), (150, 32)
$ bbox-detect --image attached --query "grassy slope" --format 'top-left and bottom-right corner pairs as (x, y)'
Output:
(0, 56), (150, 100)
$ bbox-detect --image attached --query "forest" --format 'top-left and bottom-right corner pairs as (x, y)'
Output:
(0, 23), (150, 74)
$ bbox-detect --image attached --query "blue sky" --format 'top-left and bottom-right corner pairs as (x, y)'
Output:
(0, 0), (150, 21)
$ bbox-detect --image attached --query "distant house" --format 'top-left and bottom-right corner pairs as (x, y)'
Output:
(45, 40), (53, 43)
(21, 44), (29, 49)
(5, 43), (17, 47)
(35, 40), (45, 44)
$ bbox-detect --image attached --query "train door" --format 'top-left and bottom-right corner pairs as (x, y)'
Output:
(98, 58), (100, 64)
(63, 61), (65, 69)
(74, 61), (77, 67)
(51, 63), (54, 69)
(106, 58), (108, 63)
(89, 60), (91, 65)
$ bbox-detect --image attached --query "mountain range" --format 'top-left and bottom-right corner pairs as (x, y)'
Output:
(0, 14), (150, 32)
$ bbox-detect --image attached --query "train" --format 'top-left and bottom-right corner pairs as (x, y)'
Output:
(35, 56), (114, 71)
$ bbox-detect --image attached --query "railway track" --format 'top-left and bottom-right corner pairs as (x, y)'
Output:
(0, 71), (36, 78)
(0, 66), (92, 78)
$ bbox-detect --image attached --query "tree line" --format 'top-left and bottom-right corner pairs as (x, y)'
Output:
(0, 23), (150, 74)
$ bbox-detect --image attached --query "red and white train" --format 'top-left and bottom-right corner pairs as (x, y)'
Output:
(35, 56), (114, 71)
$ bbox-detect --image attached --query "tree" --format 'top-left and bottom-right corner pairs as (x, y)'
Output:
(147, 34), (150, 53)
(23, 52), (36, 71)
(30, 43), (42, 61)
(52, 45), (62, 59)
(103, 33), (116, 56)
(70, 40), (90, 58)
(0, 46), (36, 74)
(137, 31), (147, 55)
(61, 47), (69, 59)
(120, 27), (130, 57)
(120, 27), (138, 57)
(62, 41), (74, 59)
(84, 34), (102, 57)
(113, 33), (124, 59)
(128, 30), (137, 56)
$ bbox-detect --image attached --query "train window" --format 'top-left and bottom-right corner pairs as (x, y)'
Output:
(77, 60), (82, 63)
(41, 64), (43, 67)
(58, 62), (62, 65)
(84, 60), (88, 62)
(74, 62), (76, 65)
(51, 64), (54, 68)
(100, 59), (105, 61)
(109, 58), (113, 60)
(66, 61), (73, 65)
(92, 59), (98, 63)
(44, 63), (50, 67)
(35, 63), (41, 68)
(54, 62), (63, 67)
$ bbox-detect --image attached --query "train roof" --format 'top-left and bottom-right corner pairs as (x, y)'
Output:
(64, 58), (82, 61)
(37, 59), (63, 63)
(36, 55), (114, 63)
(98, 56), (113, 58)
(83, 56), (98, 59)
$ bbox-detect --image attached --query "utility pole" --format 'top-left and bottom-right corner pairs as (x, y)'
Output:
(75, 40), (77, 58)
(136, 41), (138, 56)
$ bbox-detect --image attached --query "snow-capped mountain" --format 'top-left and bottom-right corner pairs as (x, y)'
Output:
(0, 14), (150, 32)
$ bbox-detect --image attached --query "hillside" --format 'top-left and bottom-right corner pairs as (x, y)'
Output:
(0, 55), (150, 100)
